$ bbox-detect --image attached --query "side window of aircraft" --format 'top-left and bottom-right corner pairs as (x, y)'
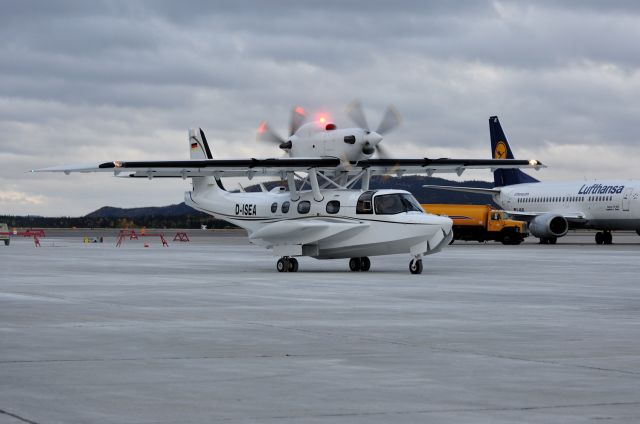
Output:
(282, 201), (290, 213)
(297, 201), (311, 214)
(326, 200), (340, 214)
(356, 191), (375, 214)
(271, 202), (278, 213)
(343, 135), (356, 144)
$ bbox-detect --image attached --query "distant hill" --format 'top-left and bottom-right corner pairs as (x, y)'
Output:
(0, 176), (497, 228)
(83, 175), (496, 219)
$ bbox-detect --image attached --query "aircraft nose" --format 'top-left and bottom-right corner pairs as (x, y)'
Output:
(427, 215), (453, 233)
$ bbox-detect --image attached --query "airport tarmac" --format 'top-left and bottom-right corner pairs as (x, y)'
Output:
(1, 231), (639, 423)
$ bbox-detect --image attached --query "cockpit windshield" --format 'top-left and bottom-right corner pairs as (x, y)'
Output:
(374, 193), (424, 215)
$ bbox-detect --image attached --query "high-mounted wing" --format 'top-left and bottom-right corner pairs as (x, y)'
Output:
(33, 158), (342, 178)
(352, 158), (544, 177)
(34, 157), (543, 178)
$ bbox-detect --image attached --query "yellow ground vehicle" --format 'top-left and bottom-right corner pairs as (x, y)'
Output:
(421, 204), (528, 245)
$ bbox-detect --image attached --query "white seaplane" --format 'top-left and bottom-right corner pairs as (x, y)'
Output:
(34, 102), (543, 274)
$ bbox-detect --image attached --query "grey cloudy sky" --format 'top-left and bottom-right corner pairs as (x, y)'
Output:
(2, 1), (640, 216)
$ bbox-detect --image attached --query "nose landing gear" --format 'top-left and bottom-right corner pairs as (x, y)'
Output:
(409, 257), (423, 274)
(276, 257), (299, 272)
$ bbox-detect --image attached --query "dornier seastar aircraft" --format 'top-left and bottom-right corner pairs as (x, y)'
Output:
(425, 116), (640, 245)
(34, 102), (543, 273)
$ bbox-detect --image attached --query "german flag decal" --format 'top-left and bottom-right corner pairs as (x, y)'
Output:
(191, 142), (198, 150)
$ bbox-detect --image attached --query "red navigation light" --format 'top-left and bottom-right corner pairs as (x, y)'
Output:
(257, 121), (267, 133)
(295, 106), (306, 116)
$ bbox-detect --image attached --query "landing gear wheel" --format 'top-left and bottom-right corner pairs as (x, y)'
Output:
(548, 237), (557, 245)
(349, 257), (361, 272)
(360, 257), (371, 272)
(277, 257), (288, 272)
(595, 232), (604, 245)
(604, 231), (613, 245)
(409, 258), (423, 275)
(539, 238), (548, 245)
(288, 258), (299, 272)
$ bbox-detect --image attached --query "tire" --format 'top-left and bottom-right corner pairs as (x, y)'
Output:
(604, 232), (613, 245)
(288, 258), (299, 272)
(409, 259), (423, 274)
(349, 257), (361, 272)
(595, 232), (604, 245)
(360, 257), (371, 272)
(501, 234), (512, 245)
(277, 258), (287, 272)
(539, 238), (548, 245)
(3, 239), (9, 246)
(548, 237), (557, 245)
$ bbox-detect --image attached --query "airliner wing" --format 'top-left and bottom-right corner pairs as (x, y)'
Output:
(34, 157), (543, 178)
(422, 184), (501, 195)
(504, 210), (587, 221)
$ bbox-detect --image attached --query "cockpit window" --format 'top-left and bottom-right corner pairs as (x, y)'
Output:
(356, 190), (375, 214)
(374, 194), (423, 215)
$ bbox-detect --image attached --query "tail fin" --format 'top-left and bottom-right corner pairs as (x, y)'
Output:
(189, 128), (213, 160)
(188, 128), (225, 191)
(490, 116), (539, 187)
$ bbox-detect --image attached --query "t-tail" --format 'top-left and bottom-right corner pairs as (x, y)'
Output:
(490, 116), (539, 187)
(188, 128), (225, 192)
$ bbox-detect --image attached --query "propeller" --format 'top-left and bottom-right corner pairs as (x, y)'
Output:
(257, 106), (307, 150)
(346, 100), (402, 158)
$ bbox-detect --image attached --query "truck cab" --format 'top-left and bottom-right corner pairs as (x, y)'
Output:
(421, 204), (528, 245)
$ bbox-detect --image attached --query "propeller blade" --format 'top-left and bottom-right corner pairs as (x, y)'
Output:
(256, 121), (285, 145)
(289, 106), (307, 136)
(346, 99), (369, 131)
(376, 105), (402, 135)
(375, 143), (392, 159)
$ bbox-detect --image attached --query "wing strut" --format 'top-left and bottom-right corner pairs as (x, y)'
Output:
(308, 169), (324, 202)
(287, 172), (300, 201)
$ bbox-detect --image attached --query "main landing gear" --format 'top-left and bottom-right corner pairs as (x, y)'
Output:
(595, 231), (613, 245)
(349, 257), (371, 272)
(276, 256), (299, 272)
(539, 237), (557, 245)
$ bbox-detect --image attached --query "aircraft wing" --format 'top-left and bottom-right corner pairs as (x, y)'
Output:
(504, 210), (587, 221)
(33, 158), (343, 178)
(422, 184), (502, 195)
(356, 158), (543, 177)
(33, 157), (543, 178)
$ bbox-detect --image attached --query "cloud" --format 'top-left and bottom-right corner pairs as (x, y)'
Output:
(1, 1), (640, 215)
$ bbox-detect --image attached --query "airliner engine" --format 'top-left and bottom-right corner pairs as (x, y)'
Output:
(529, 213), (569, 238)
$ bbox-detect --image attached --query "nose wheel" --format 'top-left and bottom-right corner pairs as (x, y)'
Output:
(409, 258), (423, 274)
(349, 257), (371, 272)
(277, 257), (299, 272)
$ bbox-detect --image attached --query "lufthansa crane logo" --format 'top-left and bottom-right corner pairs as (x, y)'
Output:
(494, 141), (507, 159)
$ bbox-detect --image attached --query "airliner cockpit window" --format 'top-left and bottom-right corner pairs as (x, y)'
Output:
(374, 194), (423, 215)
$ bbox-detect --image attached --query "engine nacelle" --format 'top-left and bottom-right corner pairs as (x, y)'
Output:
(529, 213), (569, 238)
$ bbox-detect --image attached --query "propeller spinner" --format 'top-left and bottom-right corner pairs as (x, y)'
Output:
(257, 106), (307, 150)
(346, 100), (401, 158)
